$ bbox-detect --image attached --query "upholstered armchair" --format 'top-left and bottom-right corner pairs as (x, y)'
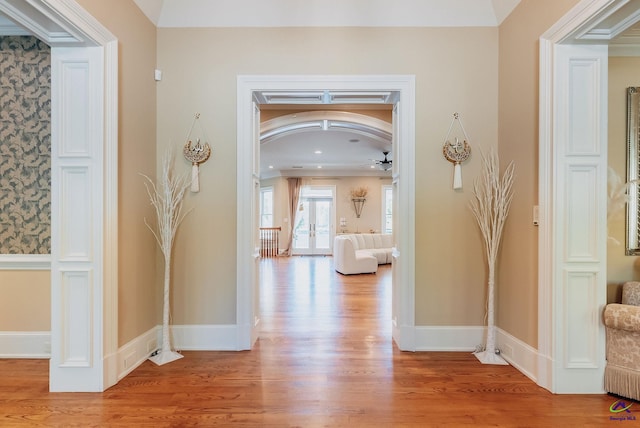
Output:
(604, 281), (640, 400)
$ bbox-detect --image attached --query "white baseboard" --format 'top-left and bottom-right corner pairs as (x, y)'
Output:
(116, 326), (160, 381)
(495, 327), (540, 383)
(414, 326), (484, 351)
(1, 325), (545, 392)
(171, 324), (238, 351)
(412, 325), (542, 386)
(112, 324), (238, 382)
(0, 331), (50, 358)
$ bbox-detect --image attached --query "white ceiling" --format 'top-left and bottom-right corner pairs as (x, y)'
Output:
(133, 0), (522, 28)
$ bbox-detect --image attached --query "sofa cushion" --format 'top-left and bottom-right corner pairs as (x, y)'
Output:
(623, 282), (640, 306)
(359, 248), (388, 264)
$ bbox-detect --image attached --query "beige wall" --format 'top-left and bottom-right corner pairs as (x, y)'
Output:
(157, 26), (499, 326)
(497, 0), (581, 347)
(75, 0), (159, 346)
(607, 56), (640, 302)
(0, 37), (51, 334)
(0, 271), (50, 330)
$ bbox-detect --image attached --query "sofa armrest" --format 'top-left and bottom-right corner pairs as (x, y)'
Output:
(604, 303), (640, 333)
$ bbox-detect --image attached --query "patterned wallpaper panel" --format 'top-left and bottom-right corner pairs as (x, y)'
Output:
(0, 36), (51, 254)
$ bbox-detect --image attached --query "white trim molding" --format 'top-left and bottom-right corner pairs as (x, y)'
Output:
(116, 327), (158, 381)
(237, 75), (416, 352)
(0, 255), (51, 270)
(496, 328), (540, 383)
(0, 331), (51, 358)
(412, 326), (541, 383)
(171, 325), (239, 351)
(414, 326), (484, 351)
(114, 324), (240, 380)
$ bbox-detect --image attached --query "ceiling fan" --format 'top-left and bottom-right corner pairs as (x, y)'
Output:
(373, 151), (393, 171)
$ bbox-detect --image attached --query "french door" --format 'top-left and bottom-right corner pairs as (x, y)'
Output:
(293, 197), (333, 255)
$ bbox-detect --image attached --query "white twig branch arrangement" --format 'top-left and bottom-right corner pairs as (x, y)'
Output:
(140, 148), (192, 366)
(607, 166), (638, 245)
(469, 148), (514, 365)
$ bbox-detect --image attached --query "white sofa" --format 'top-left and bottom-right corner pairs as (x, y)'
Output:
(333, 233), (393, 275)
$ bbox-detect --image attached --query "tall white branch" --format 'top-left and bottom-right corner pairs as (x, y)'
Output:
(469, 148), (514, 365)
(607, 166), (638, 245)
(140, 148), (192, 366)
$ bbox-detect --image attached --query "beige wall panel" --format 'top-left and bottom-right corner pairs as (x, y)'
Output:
(498, 0), (581, 347)
(75, 0), (159, 346)
(0, 271), (50, 331)
(157, 26), (499, 326)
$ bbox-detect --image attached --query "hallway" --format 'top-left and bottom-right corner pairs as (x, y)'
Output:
(0, 256), (627, 426)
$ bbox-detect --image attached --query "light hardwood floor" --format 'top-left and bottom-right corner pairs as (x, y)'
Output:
(0, 256), (634, 427)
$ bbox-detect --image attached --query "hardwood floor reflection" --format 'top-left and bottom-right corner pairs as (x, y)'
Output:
(0, 256), (628, 427)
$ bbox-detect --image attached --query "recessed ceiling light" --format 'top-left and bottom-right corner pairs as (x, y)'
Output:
(268, 165), (274, 169)
(317, 165), (322, 169)
(370, 165), (375, 169)
(314, 150), (322, 154)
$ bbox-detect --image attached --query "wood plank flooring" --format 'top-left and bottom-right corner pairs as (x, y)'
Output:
(0, 256), (634, 427)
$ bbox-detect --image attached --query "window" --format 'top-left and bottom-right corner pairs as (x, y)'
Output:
(382, 185), (393, 234)
(260, 187), (273, 227)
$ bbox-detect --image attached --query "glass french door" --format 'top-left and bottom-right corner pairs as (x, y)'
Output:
(293, 197), (332, 255)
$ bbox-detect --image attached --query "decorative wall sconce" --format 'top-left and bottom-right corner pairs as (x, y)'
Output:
(350, 186), (368, 218)
(183, 113), (212, 193)
(442, 112), (472, 190)
(352, 198), (366, 218)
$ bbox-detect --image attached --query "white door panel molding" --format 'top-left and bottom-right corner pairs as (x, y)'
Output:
(540, 22), (609, 392)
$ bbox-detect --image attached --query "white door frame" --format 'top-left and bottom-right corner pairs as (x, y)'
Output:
(237, 75), (416, 351)
(0, 0), (118, 391)
(538, 0), (639, 393)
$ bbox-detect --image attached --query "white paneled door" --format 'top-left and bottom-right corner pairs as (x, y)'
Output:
(293, 198), (333, 256)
